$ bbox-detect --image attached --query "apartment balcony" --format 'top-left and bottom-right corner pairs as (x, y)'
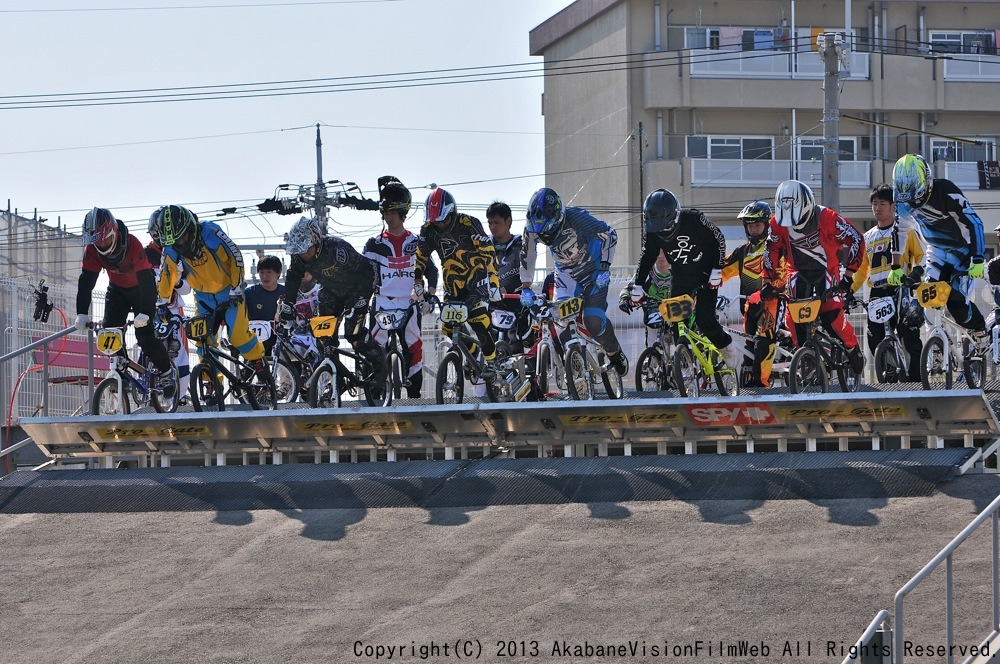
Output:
(943, 54), (1000, 82)
(943, 161), (985, 190)
(688, 48), (870, 80)
(690, 159), (872, 188)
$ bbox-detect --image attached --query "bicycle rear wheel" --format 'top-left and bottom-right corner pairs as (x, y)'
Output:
(93, 376), (130, 415)
(191, 361), (224, 412)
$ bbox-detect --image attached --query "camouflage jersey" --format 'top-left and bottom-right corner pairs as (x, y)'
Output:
(414, 213), (498, 298)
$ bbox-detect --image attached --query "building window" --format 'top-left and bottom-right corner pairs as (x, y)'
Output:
(687, 136), (774, 160)
(798, 137), (857, 162)
(930, 31), (996, 55)
(931, 139), (995, 162)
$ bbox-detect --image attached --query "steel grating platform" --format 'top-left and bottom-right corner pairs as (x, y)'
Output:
(0, 447), (980, 513)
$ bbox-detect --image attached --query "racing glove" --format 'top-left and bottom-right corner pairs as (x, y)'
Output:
(887, 265), (904, 287)
(74, 314), (91, 331)
(708, 269), (723, 289)
(278, 302), (296, 323)
(229, 286), (244, 306)
(133, 313), (150, 328)
(520, 288), (536, 308)
(969, 260), (985, 280)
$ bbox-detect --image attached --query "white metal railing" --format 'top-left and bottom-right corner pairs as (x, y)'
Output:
(944, 162), (984, 191)
(688, 48), (870, 80)
(841, 610), (890, 664)
(690, 159), (872, 188)
(893, 488), (1000, 663)
(944, 54), (1000, 82)
(796, 160), (872, 188)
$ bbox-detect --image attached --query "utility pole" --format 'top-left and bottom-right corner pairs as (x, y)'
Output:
(637, 122), (645, 253)
(314, 123), (328, 234)
(820, 32), (842, 211)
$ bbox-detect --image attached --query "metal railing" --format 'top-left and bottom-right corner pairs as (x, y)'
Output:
(849, 491), (1000, 664)
(841, 610), (890, 664)
(0, 326), (95, 418)
(894, 490), (1000, 664)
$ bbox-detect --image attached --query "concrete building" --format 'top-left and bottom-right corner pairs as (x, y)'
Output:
(530, 0), (1000, 262)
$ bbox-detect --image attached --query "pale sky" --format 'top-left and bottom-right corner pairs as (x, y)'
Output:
(2, 0), (575, 263)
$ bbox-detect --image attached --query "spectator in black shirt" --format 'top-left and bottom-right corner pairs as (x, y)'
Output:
(245, 255), (285, 353)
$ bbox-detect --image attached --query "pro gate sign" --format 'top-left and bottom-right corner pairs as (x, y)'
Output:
(684, 404), (778, 426)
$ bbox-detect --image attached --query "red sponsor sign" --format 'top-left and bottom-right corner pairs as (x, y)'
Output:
(684, 403), (778, 426)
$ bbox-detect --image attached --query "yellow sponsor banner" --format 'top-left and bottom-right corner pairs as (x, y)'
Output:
(94, 425), (212, 440)
(295, 419), (414, 435)
(559, 411), (683, 427)
(777, 404), (908, 421)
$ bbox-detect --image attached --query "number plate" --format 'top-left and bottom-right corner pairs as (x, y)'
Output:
(185, 316), (211, 341)
(309, 315), (339, 337)
(96, 328), (124, 355)
(658, 295), (695, 323)
(867, 296), (896, 324)
(375, 309), (407, 332)
(248, 320), (272, 342)
(440, 303), (469, 324)
(915, 281), (951, 309)
(788, 299), (821, 324)
(491, 310), (516, 330)
(556, 297), (583, 321)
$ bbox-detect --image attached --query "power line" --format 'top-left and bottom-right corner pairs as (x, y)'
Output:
(0, 0), (404, 13)
(5, 35), (989, 111)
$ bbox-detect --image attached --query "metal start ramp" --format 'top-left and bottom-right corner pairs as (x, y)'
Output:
(16, 388), (999, 459)
(0, 448), (978, 513)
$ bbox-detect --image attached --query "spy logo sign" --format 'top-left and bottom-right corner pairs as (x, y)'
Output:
(685, 404), (777, 426)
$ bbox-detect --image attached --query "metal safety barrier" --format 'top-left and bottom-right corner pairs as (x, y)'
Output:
(17, 388), (1000, 467)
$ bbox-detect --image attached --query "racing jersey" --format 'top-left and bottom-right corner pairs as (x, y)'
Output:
(145, 242), (190, 312)
(493, 234), (524, 294)
(852, 216), (925, 293)
(643, 265), (672, 301)
(284, 235), (379, 304)
(722, 238), (767, 296)
(764, 206), (864, 285)
(414, 213), (498, 297)
(906, 179), (985, 260)
(520, 207), (617, 286)
(364, 229), (438, 299)
(158, 222), (244, 304)
(634, 209), (725, 287)
(77, 230), (155, 315)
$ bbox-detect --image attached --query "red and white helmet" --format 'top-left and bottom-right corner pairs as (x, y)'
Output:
(424, 188), (456, 224)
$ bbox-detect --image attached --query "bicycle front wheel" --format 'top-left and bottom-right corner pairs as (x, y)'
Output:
(436, 351), (464, 405)
(564, 346), (592, 400)
(246, 363), (277, 411)
(873, 339), (904, 384)
(789, 346), (828, 394)
(92, 375), (130, 416)
(191, 361), (224, 412)
(308, 364), (341, 408)
(920, 336), (952, 390)
(364, 353), (392, 408)
(150, 361), (179, 414)
(715, 366), (739, 396)
(272, 356), (300, 404)
(833, 345), (862, 393)
(672, 345), (699, 398)
(387, 348), (405, 401)
(635, 347), (666, 392)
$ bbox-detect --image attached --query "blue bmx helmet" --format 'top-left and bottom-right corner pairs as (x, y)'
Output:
(526, 187), (564, 243)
